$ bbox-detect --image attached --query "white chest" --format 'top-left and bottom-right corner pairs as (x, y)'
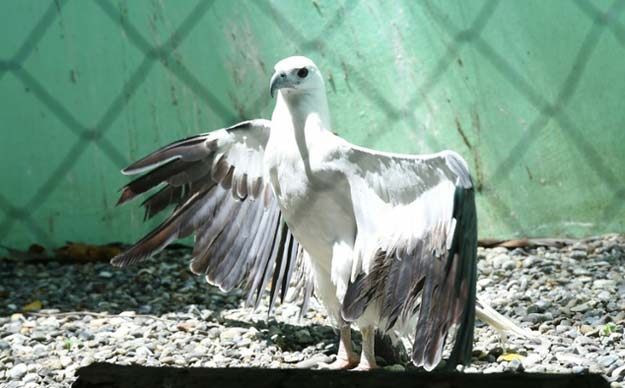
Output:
(264, 132), (356, 263)
(265, 144), (309, 207)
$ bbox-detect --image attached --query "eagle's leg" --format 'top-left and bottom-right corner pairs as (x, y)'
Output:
(352, 326), (378, 371)
(319, 319), (359, 369)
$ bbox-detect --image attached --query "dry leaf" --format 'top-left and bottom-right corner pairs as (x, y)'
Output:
(500, 353), (524, 361)
(176, 322), (197, 332)
(1, 244), (48, 261)
(22, 300), (43, 311)
(28, 244), (46, 255)
(54, 242), (123, 262)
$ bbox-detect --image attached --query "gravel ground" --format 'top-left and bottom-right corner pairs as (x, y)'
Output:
(1, 235), (625, 387)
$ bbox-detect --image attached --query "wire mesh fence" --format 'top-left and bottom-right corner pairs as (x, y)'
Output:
(1, 0), (624, 248)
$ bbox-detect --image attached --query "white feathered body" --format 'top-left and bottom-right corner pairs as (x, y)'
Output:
(264, 90), (462, 335)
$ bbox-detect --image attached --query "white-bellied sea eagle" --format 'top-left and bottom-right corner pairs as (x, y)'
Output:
(112, 56), (528, 371)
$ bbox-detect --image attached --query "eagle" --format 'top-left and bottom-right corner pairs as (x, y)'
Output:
(112, 56), (526, 371)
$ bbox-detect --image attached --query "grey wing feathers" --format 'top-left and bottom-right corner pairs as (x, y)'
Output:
(285, 247), (315, 319)
(342, 183), (477, 371)
(111, 120), (306, 312)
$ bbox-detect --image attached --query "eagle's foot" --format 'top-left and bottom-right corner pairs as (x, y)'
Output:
(350, 359), (379, 371)
(318, 354), (360, 370)
(350, 326), (378, 371)
(317, 320), (359, 369)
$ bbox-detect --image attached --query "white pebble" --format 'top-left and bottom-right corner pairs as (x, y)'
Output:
(8, 363), (27, 380)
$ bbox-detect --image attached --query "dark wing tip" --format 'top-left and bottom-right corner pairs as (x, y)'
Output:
(226, 121), (253, 131)
(116, 186), (135, 206)
(226, 119), (271, 132)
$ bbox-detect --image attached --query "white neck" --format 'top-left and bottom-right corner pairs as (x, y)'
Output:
(272, 88), (331, 136)
(268, 87), (333, 185)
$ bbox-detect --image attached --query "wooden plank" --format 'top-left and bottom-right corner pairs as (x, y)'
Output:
(72, 362), (609, 388)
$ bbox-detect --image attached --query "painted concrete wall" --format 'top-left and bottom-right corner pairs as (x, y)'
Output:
(1, 0), (624, 248)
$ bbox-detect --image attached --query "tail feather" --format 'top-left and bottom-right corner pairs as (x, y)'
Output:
(476, 296), (536, 341)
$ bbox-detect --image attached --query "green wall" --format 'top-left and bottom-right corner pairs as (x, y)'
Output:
(1, 0), (624, 249)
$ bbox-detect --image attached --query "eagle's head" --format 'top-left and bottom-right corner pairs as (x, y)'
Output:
(269, 56), (324, 98)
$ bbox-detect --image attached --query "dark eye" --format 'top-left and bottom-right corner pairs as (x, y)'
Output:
(297, 68), (309, 78)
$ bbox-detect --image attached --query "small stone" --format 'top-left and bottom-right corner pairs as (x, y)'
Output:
(176, 321), (197, 332)
(507, 358), (524, 372)
(22, 373), (39, 384)
(384, 364), (405, 372)
(483, 365), (504, 373)
(32, 344), (47, 357)
(9, 363), (28, 380)
(78, 330), (95, 341)
(477, 278), (492, 289)
(40, 317), (60, 329)
(136, 346), (152, 358)
(524, 313), (552, 324)
(243, 327), (259, 338)
(565, 329), (580, 339)
(160, 356), (175, 364)
(477, 260), (492, 275)
(572, 241), (589, 251)
(579, 324), (598, 336)
(295, 354), (332, 369)
(0, 340), (10, 350)
(593, 279), (616, 289)
(60, 356), (73, 368)
(597, 291), (612, 302)
(30, 331), (47, 342)
(189, 345), (208, 359)
(571, 303), (591, 313)
(207, 327), (221, 339)
(527, 301), (550, 314)
(98, 271), (113, 279)
(612, 364), (625, 379)
(492, 254), (511, 269)
(220, 328), (247, 342)
(597, 355), (618, 368)
(556, 353), (588, 366)
(137, 305), (152, 314)
(522, 256), (537, 268)
(555, 325), (569, 334)
(522, 354), (543, 367)
(94, 349), (113, 361)
(5, 322), (22, 334)
(46, 358), (63, 370)
(283, 352), (304, 363)
(501, 260), (516, 271)
(294, 329), (313, 344)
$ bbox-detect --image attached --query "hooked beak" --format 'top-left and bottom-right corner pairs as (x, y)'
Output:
(269, 72), (287, 98)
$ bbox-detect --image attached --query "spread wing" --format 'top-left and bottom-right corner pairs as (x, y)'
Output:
(338, 143), (477, 371)
(112, 119), (308, 313)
